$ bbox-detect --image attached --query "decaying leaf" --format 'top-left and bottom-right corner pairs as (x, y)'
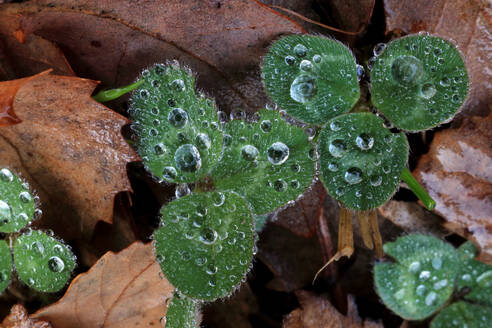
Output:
(384, 0), (492, 117)
(283, 291), (382, 328)
(33, 242), (174, 328)
(0, 71), (49, 126)
(0, 305), (51, 328)
(378, 200), (449, 237)
(0, 73), (139, 240)
(414, 113), (492, 263)
(0, 0), (304, 113)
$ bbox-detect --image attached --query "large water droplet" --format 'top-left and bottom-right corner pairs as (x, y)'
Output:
(355, 133), (374, 150)
(345, 167), (363, 184)
(0, 200), (11, 224)
(370, 175), (382, 187)
(420, 83), (437, 99)
(273, 179), (287, 192)
(260, 120), (272, 132)
(432, 257), (442, 270)
(394, 289), (405, 300)
(154, 143), (166, 155)
(293, 44), (307, 57)
(440, 77), (451, 87)
(200, 228), (218, 245)
(391, 55), (423, 85)
(267, 142), (289, 165)
(416, 284), (426, 296)
(32, 241), (44, 255)
(241, 145), (259, 161)
(290, 75), (317, 103)
(299, 60), (313, 71)
(419, 270), (431, 281)
(19, 191), (32, 203)
(0, 169), (13, 182)
(328, 139), (346, 158)
(312, 54), (322, 63)
(284, 55), (295, 65)
(174, 144), (201, 172)
(409, 261), (421, 273)
(48, 256), (65, 273)
(168, 108), (188, 128)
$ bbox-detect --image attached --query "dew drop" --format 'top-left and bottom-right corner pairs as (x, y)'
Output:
(356, 64), (364, 81)
(293, 44), (307, 57)
(290, 180), (300, 189)
(391, 55), (423, 85)
(206, 264), (218, 275)
(425, 291), (437, 306)
(195, 133), (211, 150)
(433, 279), (448, 290)
(312, 54), (322, 63)
(476, 270), (492, 288)
(32, 241), (44, 255)
(290, 163), (301, 173)
(373, 43), (386, 56)
(241, 145), (259, 161)
(420, 83), (437, 99)
(213, 192), (225, 206)
(432, 257), (442, 270)
(168, 108), (188, 128)
(284, 55), (295, 66)
(328, 139), (346, 158)
(370, 175), (382, 187)
(419, 271), (431, 281)
(267, 142), (289, 165)
(273, 179), (287, 192)
(0, 200), (11, 224)
(330, 121), (341, 131)
(48, 256), (65, 273)
(195, 257), (207, 266)
(355, 133), (374, 150)
(394, 289), (405, 300)
(416, 284), (426, 296)
(345, 167), (363, 185)
(162, 166), (177, 180)
(335, 188), (344, 196)
(19, 191), (32, 203)
(174, 144), (201, 172)
(408, 261), (421, 273)
(154, 143), (166, 155)
(170, 79), (185, 92)
(0, 169), (13, 182)
(290, 75), (317, 103)
(328, 162), (338, 172)
(260, 120), (272, 133)
(299, 60), (313, 71)
(199, 228), (218, 245)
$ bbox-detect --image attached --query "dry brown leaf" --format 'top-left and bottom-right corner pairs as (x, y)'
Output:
(414, 112), (492, 263)
(0, 0), (304, 113)
(283, 291), (382, 328)
(0, 305), (51, 328)
(33, 242), (174, 328)
(384, 0), (492, 116)
(378, 200), (449, 237)
(0, 73), (139, 240)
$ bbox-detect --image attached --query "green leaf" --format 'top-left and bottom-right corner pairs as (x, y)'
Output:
(0, 239), (12, 294)
(374, 234), (459, 320)
(262, 35), (360, 124)
(0, 168), (35, 233)
(431, 302), (491, 328)
(14, 230), (76, 292)
(370, 34), (469, 131)
(211, 110), (315, 214)
(318, 113), (408, 210)
(154, 191), (254, 301)
(456, 242), (492, 306)
(129, 63), (223, 184)
(92, 79), (144, 102)
(165, 292), (199, 328)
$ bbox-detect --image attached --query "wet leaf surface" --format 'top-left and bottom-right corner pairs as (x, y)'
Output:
(0, 73), (139, 241)
(414, 113), (492, 263)
(384, 0), (492, 117)
(33, 242), (174, 328)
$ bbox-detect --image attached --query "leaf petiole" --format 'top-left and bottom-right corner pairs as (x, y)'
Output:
(400, 167), (436, 210)
(92, 79), (144, 102)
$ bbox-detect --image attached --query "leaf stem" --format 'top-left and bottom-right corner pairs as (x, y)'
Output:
(92, 79), (144, 102)
(400, 168), (436, 210)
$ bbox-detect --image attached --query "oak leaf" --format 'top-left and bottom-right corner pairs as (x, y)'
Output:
(0, 73), (139, 240)
(0, 0), (304, 113)
(414, 113), (492, 263)
(33, 242), (174, 328)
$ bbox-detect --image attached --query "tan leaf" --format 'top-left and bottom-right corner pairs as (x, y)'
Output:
(1, 305), (51, 328)
(0, 0), (304, 113)
(414, 112), (492, 263)
(0, 73), (139, 240)
(384, 0), (492, 116)
(283, 291), (382, 328)
(33, 242), (174, 328)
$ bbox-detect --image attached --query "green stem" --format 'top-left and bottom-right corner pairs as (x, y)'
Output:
(92, 79), (144, 102)
(400, 168), (436, 210)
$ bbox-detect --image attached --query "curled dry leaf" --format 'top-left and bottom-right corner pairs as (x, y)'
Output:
(0, 73), (139, 240)
(378, 200), (449, 238)
(384, 0), (492, 116)
(33, 242), (174, 328)
(414, 113), (492, 263)
(0, 0), (304, 113)
(0, 305), (51, 328)
(283, 291), (382, 328)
